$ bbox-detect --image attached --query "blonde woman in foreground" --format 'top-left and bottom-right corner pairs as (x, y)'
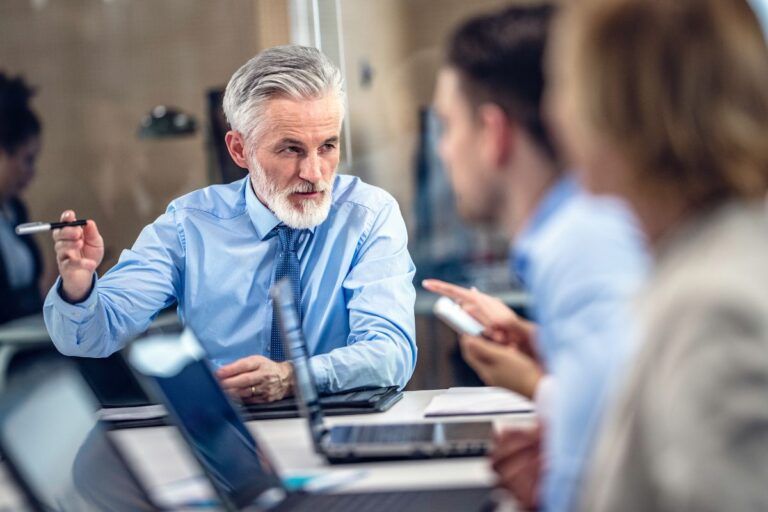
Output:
(547, 0), (768, 510)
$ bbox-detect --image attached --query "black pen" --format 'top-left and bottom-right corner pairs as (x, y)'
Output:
(15, 220), (89, 236)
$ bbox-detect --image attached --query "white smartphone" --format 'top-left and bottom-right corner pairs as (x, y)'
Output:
(432, 296), (485, 337)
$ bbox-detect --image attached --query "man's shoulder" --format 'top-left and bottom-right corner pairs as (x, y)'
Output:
(542, 193), (645, 259)
(530, 192), (649, 283)
(167, 178), (247, 220)
(332, 174), (397, 215)
(557, 193), (641, 242)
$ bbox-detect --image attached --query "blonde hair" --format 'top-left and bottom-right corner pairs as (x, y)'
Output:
(559, 0), (768, 203)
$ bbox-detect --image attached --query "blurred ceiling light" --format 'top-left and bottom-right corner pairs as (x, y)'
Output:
(138, 105), (197, 139)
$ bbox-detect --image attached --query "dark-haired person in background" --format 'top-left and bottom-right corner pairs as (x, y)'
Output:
(425, 6), (648, 510)
(0, 72), (44, 324)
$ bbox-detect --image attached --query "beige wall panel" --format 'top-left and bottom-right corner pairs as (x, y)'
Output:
(255, 0), (291, 48)
(0, 0), (290, 277)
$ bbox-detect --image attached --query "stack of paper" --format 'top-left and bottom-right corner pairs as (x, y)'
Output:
(424, 387), (534, 417)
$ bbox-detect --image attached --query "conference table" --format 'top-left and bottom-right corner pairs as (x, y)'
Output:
(0, 389), (534, 511)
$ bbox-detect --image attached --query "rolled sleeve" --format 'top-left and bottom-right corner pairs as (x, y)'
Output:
(308, 356), (332, 393)
(43, 207), (185, 358)
(48, 274), (99, 320)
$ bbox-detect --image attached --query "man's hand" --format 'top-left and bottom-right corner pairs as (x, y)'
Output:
(460, 335), (543, 399)
(216, 356), (294, 403)
(53, 210), (104, 303)
(422, 279), (538, 360)
(491, 426), (543, 511)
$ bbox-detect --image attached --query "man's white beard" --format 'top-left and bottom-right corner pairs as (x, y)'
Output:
(249, 158), (334, 229)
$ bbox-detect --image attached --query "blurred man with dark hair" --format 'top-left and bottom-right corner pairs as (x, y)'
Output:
(424, 6), (648, 510)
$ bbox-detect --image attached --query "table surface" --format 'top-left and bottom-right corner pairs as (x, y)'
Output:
(1, 389), (533, 510)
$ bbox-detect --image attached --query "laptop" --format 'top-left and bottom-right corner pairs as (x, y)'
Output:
(127, 329), (497, 512)
(0, 364), (161, 511)
(271, 278), (495, 463)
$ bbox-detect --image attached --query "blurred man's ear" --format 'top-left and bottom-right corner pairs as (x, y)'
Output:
(225, 130), (249, 169)
(477, 103), (514, 171)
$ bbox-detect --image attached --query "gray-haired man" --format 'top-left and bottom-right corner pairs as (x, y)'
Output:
(44, 46), (417, 402)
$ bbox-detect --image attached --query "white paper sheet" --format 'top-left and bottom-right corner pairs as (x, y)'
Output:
(96, 404), (167, 422)
(423, 387), (534, 417)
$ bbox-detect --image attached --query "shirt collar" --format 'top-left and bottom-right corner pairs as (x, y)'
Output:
(244, 178), (317, 240)
(511, 175), (580, 284)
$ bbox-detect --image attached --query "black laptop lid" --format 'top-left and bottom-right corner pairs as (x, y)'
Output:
(128, 329), (285, 511)
(0, 365), (155, 512)
(271, 278), (327, 450)
(76, 352), (154, 408)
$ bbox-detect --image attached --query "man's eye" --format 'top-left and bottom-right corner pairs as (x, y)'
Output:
(284, 146), (303, 154)
(321, 143), (337, 152)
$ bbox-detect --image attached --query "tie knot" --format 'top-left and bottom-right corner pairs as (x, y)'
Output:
(276, 225), (302, 252)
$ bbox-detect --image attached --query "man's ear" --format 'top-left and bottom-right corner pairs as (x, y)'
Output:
(224, 130), (249, 169)
(477, 103), (514, 170)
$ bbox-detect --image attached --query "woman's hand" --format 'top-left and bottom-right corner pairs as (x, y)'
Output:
(423, 278), (538, 360)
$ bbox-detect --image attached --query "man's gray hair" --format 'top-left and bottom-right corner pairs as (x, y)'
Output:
(223, 45), (345, 143)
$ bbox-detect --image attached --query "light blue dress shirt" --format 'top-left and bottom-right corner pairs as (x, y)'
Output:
(512, 177), (649, 512)
(44, 175), (417, 393)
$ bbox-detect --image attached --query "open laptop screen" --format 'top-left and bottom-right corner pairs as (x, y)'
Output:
(272, 278), (326, 450)
(129, 330), (284, 510)
(0, 367), (154, 512)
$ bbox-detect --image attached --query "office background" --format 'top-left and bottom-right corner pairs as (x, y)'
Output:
(0, 0), (526, 282)
(0, 0), (543, 390)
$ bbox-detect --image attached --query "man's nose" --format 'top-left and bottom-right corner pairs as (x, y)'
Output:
(299, 154), (323, 183)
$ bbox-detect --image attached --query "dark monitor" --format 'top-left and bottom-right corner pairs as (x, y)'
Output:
(206, 89), (248, 184)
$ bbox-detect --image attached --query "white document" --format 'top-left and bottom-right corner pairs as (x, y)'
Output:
(96, 404), (167, 422)
(424, 387), (534, 417)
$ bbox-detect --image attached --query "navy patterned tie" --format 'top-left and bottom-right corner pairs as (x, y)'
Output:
(270, 225), (302, 361)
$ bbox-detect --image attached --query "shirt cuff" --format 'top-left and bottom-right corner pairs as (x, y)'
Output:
(534, 375), (555, 423)
(308, 356), (332, 394)
(50, 274), (99, 322)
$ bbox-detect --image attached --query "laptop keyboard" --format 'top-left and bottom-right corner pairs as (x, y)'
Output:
(275, 487), (492, 512)
(346, 424), (435, 444)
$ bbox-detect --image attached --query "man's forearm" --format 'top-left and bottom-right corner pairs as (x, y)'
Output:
(309, 336), (415, 393)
